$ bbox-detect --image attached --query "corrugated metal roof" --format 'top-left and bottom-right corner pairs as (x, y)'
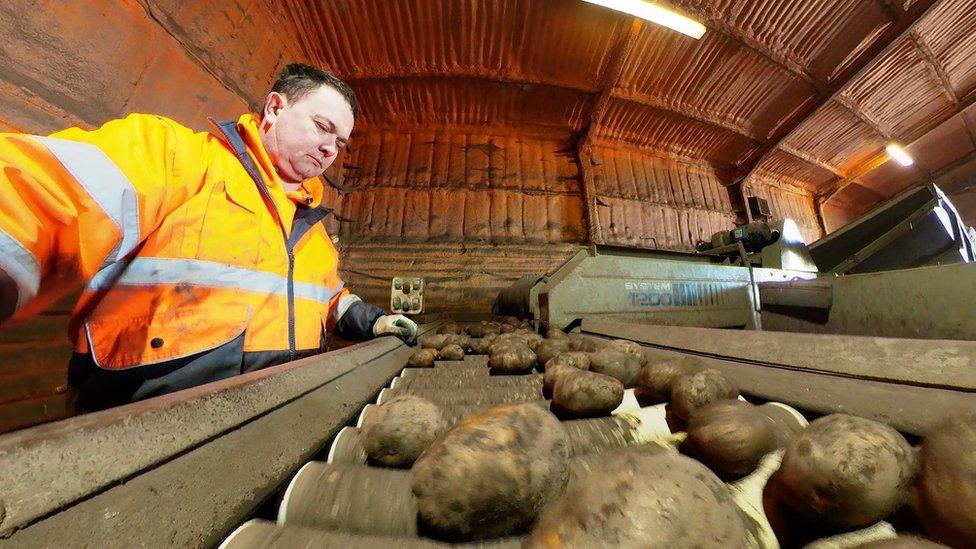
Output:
(280, 0), (976, 219)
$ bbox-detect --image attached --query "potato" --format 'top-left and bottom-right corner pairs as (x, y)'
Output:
(437, 322), (462, 335)
(465, 322), (490, 338)
(588, 348), (641, 388)
(500, 316), (520, 326)
(490, 333), (530, 352)
(488, 344), (537, 375)
(534, 339), (572, 370)
(913, 413), (976, 548)
(633, 356), (700, 406)
(527, 451), (750, 548)
(670, 369), (738, 422)
(757, 402), (808, 447)
(853, 537), (949, 548)
(418, 333), (451, 350)
(407, 348), (439, 368)
(438, 344), (465, 361)
(567, 334), (604, 353)
(680, 399), (778, 479)
(543, 362), (583, 399)
(467, 338), (491, 355)
(362, 395), (448, 468)
(765, 414), (916, 532)
(546, 351), (591, 371)
(546, 328), (568, 340)
(607, 339), (647, 366)
(551, 369), (624, 419)
(411, 403), (570, 540)
(499, 323), (515, 334)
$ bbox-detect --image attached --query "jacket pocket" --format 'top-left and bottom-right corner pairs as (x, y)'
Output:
(85, 304), (251, 370)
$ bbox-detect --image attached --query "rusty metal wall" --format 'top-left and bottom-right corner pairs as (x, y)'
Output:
(589, 144), (736, 248)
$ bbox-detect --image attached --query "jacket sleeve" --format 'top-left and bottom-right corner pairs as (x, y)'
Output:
(327, 288), (386, 341)
(0, 113), (211, 322)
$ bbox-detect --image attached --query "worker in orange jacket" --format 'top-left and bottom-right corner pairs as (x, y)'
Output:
(0, 63), (417, 410)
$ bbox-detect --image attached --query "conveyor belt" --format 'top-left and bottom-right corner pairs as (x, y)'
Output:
(3, 319), (962, 547)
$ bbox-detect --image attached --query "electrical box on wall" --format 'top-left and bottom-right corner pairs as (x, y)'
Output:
(391, 277), (424, 314)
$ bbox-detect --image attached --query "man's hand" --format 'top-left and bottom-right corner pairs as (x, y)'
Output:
(373, 314), (418, 342)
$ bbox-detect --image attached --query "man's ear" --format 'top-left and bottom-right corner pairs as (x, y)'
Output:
(262, 92), (287, 127)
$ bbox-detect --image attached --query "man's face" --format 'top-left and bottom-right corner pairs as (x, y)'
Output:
(260, 85), (354, 183)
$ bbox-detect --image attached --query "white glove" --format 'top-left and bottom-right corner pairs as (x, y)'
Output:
(373, 314), (418, 342)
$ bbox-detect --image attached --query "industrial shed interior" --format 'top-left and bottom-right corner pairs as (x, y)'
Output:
(0, 0), (975, 548)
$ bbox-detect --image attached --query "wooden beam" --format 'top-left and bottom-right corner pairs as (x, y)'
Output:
(666, 1), (830, 97)
(911, 32), (960, 105)
(733, 0), (944, 186)
(820, 86), (976, 204)
(835, 95), (893, 140)
(780, 144), (849, 179)
(576, 18), (644, 244)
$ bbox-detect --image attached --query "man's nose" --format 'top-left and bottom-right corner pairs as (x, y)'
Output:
(320, 137), (338, 157)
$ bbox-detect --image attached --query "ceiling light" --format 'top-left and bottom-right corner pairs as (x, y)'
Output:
(582, 0), (706, 39)
(885, 143), (914, 167)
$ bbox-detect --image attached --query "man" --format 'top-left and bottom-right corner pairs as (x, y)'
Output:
(0, 63), (416, 410)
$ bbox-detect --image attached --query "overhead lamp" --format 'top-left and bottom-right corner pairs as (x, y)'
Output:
(885, 143), (914, 167)
(582, 0), (706, 39)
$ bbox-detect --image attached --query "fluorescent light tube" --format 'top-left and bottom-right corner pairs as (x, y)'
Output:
(582, 0), (706, 39)
(885, 143), (914, 167)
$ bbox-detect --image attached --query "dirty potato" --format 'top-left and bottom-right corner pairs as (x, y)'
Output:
(633, 356), (701, 406)
(589, 348), (641, 388)
(527, 451), (750, 548)
(411, 403), (570, 541)
(670, 369), (738, 422)
(438, 344), (465, 361)
(362, 395), (448, 468)
(607, 339), (648, 366)
(913, 412), (976, 548)
(680, 399), (778, 479)
(551, 369), (624, 419)
(407, 348), (439, 369)
(488, 344), (537, 375)
(766, 414), (916, 531)
(467, 338), (491, 355)
(534, 339), (572, 371)
(543, 362), (583, 399)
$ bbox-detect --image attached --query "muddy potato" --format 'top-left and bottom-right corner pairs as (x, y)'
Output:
(418, 333), (450, 350)
(766, 414), (916, 531)
(607, 339), (647, 366)
(551, 370), (624, 419)
(567, 334), (605, 353)
(534, 339), (572, 371)
(546, 328), (568, 340)
(633, 356), (700, 406)
(438, 344), (465, 361)
(411, 403), (570, 541)
(543, 362), (583, 399)
(546, 351), (591, 371)
(853, 537), (949, 548)
(680, 399), (778, 479)
(913, 413), (976, 548)
(670, 369), (738, 422)
(437, 322), (463, 335)
(522, 332), (544, 351)
(527, 451), (750, 548)
(407, 348), (439, 368)
(589, 348), (641, 388)
(490, 333), (530, 351)
(467, 338), (491, 355)
(362, 395), (448, 468)
(488, 344), (537, 375)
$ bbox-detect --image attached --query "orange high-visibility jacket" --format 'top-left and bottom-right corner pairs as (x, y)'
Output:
(0, 113), (384, 407)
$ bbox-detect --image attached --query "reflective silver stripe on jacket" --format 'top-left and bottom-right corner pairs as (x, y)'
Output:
(87, 256), (342, 305)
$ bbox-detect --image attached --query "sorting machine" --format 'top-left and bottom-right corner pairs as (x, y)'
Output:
(0, 184), (974, 547)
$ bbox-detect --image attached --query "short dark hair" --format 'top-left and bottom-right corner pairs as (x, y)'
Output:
(271, 63), (359, 119)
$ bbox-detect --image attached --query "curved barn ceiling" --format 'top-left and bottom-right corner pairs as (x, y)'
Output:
(281, 0), (976, 230)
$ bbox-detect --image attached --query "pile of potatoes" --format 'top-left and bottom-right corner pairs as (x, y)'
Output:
(360, 319), (974, 547)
